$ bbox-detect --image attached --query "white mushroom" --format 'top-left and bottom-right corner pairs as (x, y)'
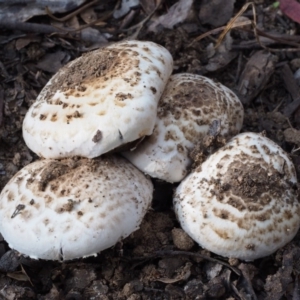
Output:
(0, 155), (153, 260)
(174, 132), (300, 261)
(22, 40), (173, 159)
(123, 74), (244, 182)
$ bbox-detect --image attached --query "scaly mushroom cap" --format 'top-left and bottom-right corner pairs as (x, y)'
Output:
(22, 40), (173, 158)
(123, 74), (244, 182)
(0, 156), (153, 260)
(174, 132), (300, 261)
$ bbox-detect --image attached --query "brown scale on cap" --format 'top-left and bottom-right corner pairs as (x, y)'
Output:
(158, 76), (243, 142)
(123, 73), (244, 183)
(174, 132), (300, 261)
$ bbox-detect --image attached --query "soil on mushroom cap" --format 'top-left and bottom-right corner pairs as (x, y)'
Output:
(42, 47), (141, 102)
(214, 160), (292, 208)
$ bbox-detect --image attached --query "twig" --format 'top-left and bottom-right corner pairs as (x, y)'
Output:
(215, 2), (257, 49)
(281, 64), (300, 117)
(190, 2), (300, 52)
(235, 52), (243, 84)
(124, 0), (164, 39)
(281, 64), (299, 101)
(46, 0), (98, 22)
(292, 146), (300, 153)
(50, 18), (106, 33)
(284, 98), (300, 117)
(47, 1), (121, 33)
(0, 87), (3, 127)
(254, 28), (300, 47)
(0, 20), (109, 43)
(0, 20), (66, 35)
(188, 19), (252, 47)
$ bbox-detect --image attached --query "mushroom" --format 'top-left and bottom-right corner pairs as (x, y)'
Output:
(174, 132), (300, 261)
(22, 40), (173, 159)
(0, 155), (153, 260)
(123, 73), (244, 182)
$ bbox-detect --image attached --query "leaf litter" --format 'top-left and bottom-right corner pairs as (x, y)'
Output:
(1, 0), (300, 298)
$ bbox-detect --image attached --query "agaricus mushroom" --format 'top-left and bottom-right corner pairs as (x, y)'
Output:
(123, 73), (244, 182)
(0, 155), (153, 260)
(23, 40), (173, 159)
(174, 132), (300, 261)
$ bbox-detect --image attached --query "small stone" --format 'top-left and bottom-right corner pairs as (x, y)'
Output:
(172, 228), (194, 250)
(228, 257), (239, 266)
(123, 283), (134, 297)
(284, 128), (300, 146)
(123, 280), (143, 297)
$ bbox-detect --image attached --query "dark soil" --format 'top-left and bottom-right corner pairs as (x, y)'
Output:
(1, 0), (300, 299)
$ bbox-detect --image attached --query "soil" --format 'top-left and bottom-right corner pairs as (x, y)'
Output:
(1, 0), (300, 299)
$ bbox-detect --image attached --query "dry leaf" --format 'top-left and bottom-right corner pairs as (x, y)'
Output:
(7, 264), (33, 285)
(51, 16), (80, 31)
(236, 50), (277, 105)
(205, 34), (238, 72)
(148, 0), (194, 32)
(15, 36), (41, 51)
(7, 272), (29, 282)
(80, 7), (97, 23)
(36, 51), (68, 73)
(140, 0), (157, 14)
(280, 0), (300, 24)
(0, 0), (86, 22)
(113, 0), (139, 19)
(198, 0), (235, 27)
(80, 27), (108, 45)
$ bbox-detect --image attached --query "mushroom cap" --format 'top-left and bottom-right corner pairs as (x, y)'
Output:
(123, 74), (244, 182)
(0, 155), (153, 260)
(22, 40), (173, 159)
(174, 132), (300, 261)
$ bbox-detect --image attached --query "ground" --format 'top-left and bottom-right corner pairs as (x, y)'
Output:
(1, 0), (300, 299)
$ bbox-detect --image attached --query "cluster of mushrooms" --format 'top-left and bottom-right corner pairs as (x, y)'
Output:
(0, 40), (299, 261)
